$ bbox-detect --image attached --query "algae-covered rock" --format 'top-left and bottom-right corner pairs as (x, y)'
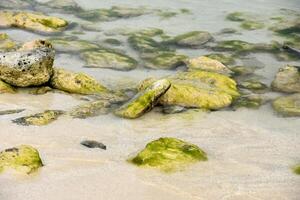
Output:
(128, 34), (169, 53)
(114, 79), (171, 119)
(166, 31), (213, 47)
(0, 0), (35, 10)
(0, 33), (15, 52)
(0, 47), (54, 87)
(69, 100), (111, 118)
(28, 86), (53, 95)
(81, 49), (137, 71)
(129, 137), (207, 172)
(204, 53), (235, 65)
(240, 20), (265, 30)
(39, 0), (83, 13)
(12, 110), (64, 126)
(271, 65), (300, 93)
(270, 18), (300, 35)
(49, 38), (99, 53)
(272, 93), (300, 117)
(226, 12), (248, 21)
(230, 65), (256, 76)
(19, 39), (53, 51)
(139, 71), (240, 110)
(0, 109), (25, 115)
(0, 145), (43, 174)
(214, 40), (255, 52)
(293, 164), (300, 175)
(0, 11), (68, 34)
(232, 94), (265, 110)
(239, 79), (268, 91)
(142, 51), (187, 70)
(186, 56), (233, 75)
(0, 80), (16, 93)
(50, 68), (109, 95)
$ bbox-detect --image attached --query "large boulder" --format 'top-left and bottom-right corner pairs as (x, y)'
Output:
(50, 68), (109, 95)
(0, 47), (55, 87)
(272, 93), (300, 117)
(0, 145), (43, 174)
(129, 137), (207, 172)
(0, 11), (68, 34)
(139, 71), (240, 110)
(271, 65), (300, 93)
(114, 79), (171, 119)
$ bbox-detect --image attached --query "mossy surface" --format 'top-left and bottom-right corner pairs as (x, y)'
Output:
(240, 20), (265, 30)
(232, 95), (264, 110)
(0, 80), (16, 93)
(129, 137), (207, 172)
(12, 110), (64, 126)
(115, 79), (171, 119)
(0, 145), (43, 174)
(272, 93), (300, 117)
(167, 31), (213, 47)
(128, 34), (169, 53)
(271, 65), (300, 93)
(50, 68), (109, 95)
(239, 79), (268, 91)
(69, 100), (111, 119)
(293, 164), (300, 175)
(81, 49), (137, 71)
(226, 12), (247, 21)
(49, 38), (99, 52)
(0, 33), (15, 51)
(204, 53), (235, 65)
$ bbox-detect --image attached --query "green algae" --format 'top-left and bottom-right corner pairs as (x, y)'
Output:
(204, 53), (235, 65)
(166, 31), (213, 47)
(240, 20), (265, 30)
(69, 100), (111, 119)
(129, 137), (207, 172)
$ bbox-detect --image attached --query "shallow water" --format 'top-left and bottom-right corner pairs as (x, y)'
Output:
(0, 0), (300, 199)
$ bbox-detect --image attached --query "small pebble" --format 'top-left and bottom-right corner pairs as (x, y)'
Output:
(80, 140), (106, 150)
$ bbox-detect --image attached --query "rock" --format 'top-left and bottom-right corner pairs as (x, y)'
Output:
(0, 145), (43, 174)
(232, 94), (265, 110)
(69, 100), (111, 118)
(81, 49), (137, 71)
(162, 105), (187, 114)
(0, 47), (55, 87)
(0, 80), (16, 93)
(166, 31), (213, 47)
(129, 137), (207, 172)
(28, 86), (53, 95)
(139, 71), (240, 110)
(213, 40), (255, 53)
(204, 53), (235, 65)
(12, 110), (64, 126)
(293, 164), (300, 175)
(0, 11), (68, 34)
(186, 56), (233, 75)
(80, 140), (106, 150)
(239, 79), (268, 91)
(218, 28), (239, 34)
(128, 34), (169, 53)
(50, 68), (109, 95)
(0, 33), (15, 52)
(19, 39), (53, 51)
(271, 65), (300, 93)
(142, 51), (187, 70)
(226, 12), (248, 21)
(114, 79), (171, 119)
(0, 109), (25, 115)
(270, 18), (300, 35)
(272, 93), (300, 117)
(240, 20), (265, 30)
(230, 65), (256, 76)
(0, 0), (35, 10)
(77, 6), (147, 22)
(103, 38), (122, 46)
(39, 0), (83, 13)
(49, 38), (100, 53)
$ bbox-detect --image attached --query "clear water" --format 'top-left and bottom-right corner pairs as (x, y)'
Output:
(0, 0), (300, 199)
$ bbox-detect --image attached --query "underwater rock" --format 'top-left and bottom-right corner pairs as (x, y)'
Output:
(0, 11), (68, 34)
(0, 145), (43, 174)
(213, 40), (255, 53)
(103, 38), (122, 46)
(81, 49), (137, 71)
(271, 65), (300, 93)
(0, 47), (55, 87)
(50, 68), (109, 95)
(129, 137), (207, 172)
(0, 109), (25, 115)
(0, 0), (35, 10)
(38, 0), (83, 13)
(77, 6), (147, 22)
(142, 51), (187, 70)
(114, 79), (171, 119)
(0, 80), (16, 93)
(204, 53), (235, 65)
(240, 20), (265, 30)
(272, 93), (300, 117)
(128, 34), (169, 53)
(166, 31), (213, 47)
(0, 33), (15, 52)
(293, 164), (300, 175)
(81, 140), (106, 150)
(12, 110), (64, 126)
(230, 65), (256, 76)
(69, 100), (111, 119)
(232, 94), (266, 110)
(162, 105), (187, 114)
(19, 39), (53, 51)
(139, 71), (240, 110)
(226, 12), (248, 21)
(239, 79), (268, 92)
(186, 56), (233, 75)
(270, 18), (300, 35)
(28, 86), (53, 95)
(49, 38), (100, 53)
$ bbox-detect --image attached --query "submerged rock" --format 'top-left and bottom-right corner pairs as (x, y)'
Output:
(271, 65), (300, 93)
(230, 65), (257, 76)
(293, 164), (300, 175)
(232, 94), (265, 110)
(0, 47), (55, 87)
(0, 0), (35, 10)
(50, 68), (109, 95)
(28, 86), (53, 95)
(239, 79), (268, 92)
(81, 49), (137, 71)
(240, 20), (265, 30)
(49, 38), (100, 53)
(128, 34), (169, 53)
(114, 79), (171, 119)
(204, 53), (235, 65)
(0, 33), (15, 52)
(0, 11), (68, 34)
(226, 12), (248, 21)
(129, 137), (207, 172)
(0, 145), (43, 174)
(186, 56), (233, 75)
(38, 0), (83, 13)
(19, 39), (53, 51)
(0, 109), (25, 115)
(139, 71), (240, 110)
(81, 140), (106, 150)
(0, 80), (16, 93)
(166, 31), (213, 47)
(272, 93), (300, 117)
(69, 100), (111, 118)
(12, 110), (64, 126)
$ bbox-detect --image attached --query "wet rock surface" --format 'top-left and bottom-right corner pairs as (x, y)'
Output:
(271, 65), (300, 93)
(272, 93), (300, 117)
(69, 100), (111, 118)
(81, 140), (106, 150)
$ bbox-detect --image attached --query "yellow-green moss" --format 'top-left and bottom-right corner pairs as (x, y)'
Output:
(129, 137), (207, 172)
(293, 164), (300, 175)
(240, 20), (265, 30)
(167, 31), (213, 47)
(272, 93), (300, 117)
(0, 145), (43, 174)
(0, 80), (16, 93)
